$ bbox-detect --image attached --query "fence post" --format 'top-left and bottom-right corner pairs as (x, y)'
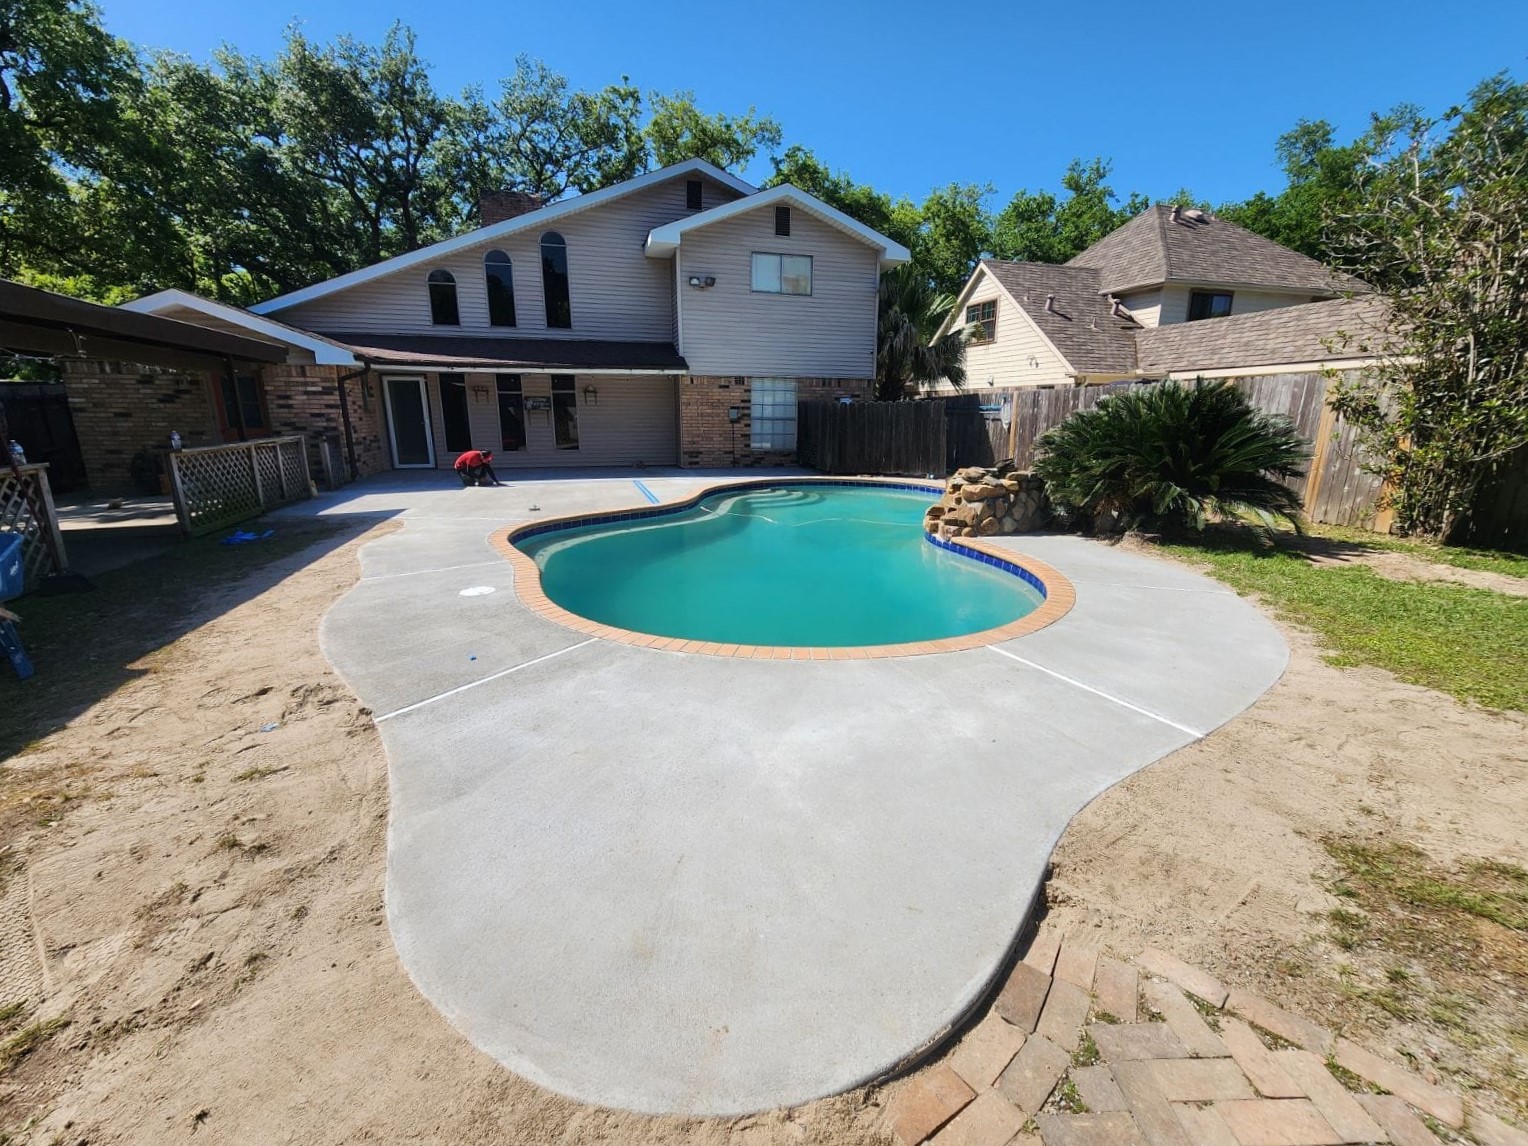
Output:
(297, 434), (313, 494)
(248, 442), (264, 511)
(167, 450), (193, 537)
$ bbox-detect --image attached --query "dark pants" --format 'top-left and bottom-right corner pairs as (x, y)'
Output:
(458, 463), (500, 486)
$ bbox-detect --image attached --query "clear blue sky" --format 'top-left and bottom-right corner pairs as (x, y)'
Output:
(100, 0), (1527, 209)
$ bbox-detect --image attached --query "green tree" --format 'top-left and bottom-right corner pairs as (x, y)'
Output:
(1328, 75), (1528, 541)
(991, 157), (1147, 264)
(645, 90), (781, 171)
(765, 145), (921, 251)
(273, 23), (454, 265)
(443, 57), (645, 209)
(876, 265), (968, 400)
(915, 182), (994, 297)
(0, 0), (141, 281)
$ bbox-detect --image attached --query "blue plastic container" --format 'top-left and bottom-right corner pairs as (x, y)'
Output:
(0, 532), (23, 601)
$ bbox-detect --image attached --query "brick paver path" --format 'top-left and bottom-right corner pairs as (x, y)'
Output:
(885, 929), (1525, 1146)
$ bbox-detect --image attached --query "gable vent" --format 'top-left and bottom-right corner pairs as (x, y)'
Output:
(775, 205), (791, 237)
(686, 179), (702, 210)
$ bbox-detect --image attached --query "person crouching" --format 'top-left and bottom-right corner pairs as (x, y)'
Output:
(454, 449), (502, 487)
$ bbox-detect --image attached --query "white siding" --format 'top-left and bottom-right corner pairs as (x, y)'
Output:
(1158, 284), (1314, 325)
(271, 174), (743, 341)
(922, 269), (1072, 394)
(677, 204), (880, 378)
(409, 372), (676, 469)
(1117, 289), (1163, 328)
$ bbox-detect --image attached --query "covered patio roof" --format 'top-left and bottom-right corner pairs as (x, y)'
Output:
(324, 333), (689, 374)
(1, 279), (287, 370)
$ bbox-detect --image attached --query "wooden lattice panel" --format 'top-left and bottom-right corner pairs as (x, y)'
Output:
(0, 466), (63, 592)
(169, 437), (313, 537)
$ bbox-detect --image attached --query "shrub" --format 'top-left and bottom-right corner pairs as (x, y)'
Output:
(1034, 381), (1310, 533)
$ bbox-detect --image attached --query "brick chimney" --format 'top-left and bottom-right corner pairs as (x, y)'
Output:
(478, 190), (547, 227)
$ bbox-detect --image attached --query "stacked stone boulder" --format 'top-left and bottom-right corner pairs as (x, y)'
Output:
(925, 463), (1050, 540)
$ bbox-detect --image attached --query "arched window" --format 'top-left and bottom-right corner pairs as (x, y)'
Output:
(540, 232), (571, 329)
(427, 269), (459, 326)
(484, 250), (516, 327)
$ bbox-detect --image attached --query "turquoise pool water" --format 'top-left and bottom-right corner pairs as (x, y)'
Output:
(514, 483), (1045, 647)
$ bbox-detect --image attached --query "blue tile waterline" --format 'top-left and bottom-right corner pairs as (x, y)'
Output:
(511, 480), (1048, 647)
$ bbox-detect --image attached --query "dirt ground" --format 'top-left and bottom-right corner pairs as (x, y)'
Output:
(0, 522), (1523, 1144)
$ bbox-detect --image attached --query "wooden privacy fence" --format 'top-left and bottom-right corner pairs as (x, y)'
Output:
(167, 435), (314, 537)
(0, 462), (68, 592)
(797, 400), (946, 476)
(943, 394), (1013, 472)
(1002, 372), (1387, 530)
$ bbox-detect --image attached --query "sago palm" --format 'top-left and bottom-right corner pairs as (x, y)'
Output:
(1034, 380), (1310, 532)
(875, 266), (968, 401)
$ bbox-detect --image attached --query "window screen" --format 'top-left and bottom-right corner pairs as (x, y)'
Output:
(750, 379), (797, 451)
(750, 253), (812, 295)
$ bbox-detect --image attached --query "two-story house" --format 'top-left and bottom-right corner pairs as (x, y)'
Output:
(67, 159), (907, 486)
(925, 204), (1380, 394)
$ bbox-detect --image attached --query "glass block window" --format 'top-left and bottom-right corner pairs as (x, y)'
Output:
(750, 379), (797, 451)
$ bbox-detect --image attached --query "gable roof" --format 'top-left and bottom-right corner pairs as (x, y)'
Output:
(643, 184), (911, 267)
(120, 288), (361, 365)
(979, 260), (1139, 374)
(249, 159), (756, 317)
(1067, 205), (1368, 297)
(1134, 294), (1394, 373)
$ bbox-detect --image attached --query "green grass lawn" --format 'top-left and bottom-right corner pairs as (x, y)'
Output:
(1156, 532), (1528, 713)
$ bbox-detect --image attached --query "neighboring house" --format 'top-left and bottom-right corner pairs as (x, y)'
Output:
(64, 158), (907, 487)
(926, 204), (1379, 394)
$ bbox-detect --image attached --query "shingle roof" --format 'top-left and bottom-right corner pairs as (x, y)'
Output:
(1133, 295), (1394, 373)
(325, 334), (687, 372)
(1067, 205), (1368, 296)
(980, 260), (1139, 374)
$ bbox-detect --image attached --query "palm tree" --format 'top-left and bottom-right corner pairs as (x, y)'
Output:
(875, 266), (968, 401)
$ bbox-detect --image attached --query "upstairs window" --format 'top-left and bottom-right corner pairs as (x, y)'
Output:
(966, 300), (997, 343)
(1187, 290), (1233, 321)
(775, 205), (791, 236)
(484, 250), (516, 327)
(541, 232), (572, 328)
(751, 252), (812, 296)
(427, 269), (460, 326)
(686, 179), (703, 210)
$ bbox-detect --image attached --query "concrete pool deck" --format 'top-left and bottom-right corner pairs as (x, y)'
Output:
(282, 470), (1289, 1116)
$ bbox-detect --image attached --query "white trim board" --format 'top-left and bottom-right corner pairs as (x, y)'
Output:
(249, 160), (757, 317)
(644, 184), (911, 268)
(120, 288), (361, 366)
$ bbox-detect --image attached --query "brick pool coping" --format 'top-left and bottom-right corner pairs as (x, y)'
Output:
(489, 476), (1076, 659)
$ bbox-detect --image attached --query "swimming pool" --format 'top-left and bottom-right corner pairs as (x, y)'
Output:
(510, 481), (1054, 649)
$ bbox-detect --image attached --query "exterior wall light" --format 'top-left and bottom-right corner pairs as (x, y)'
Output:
(688, 275), (717, 289)
(583, 384), (599, 406)
(726, 405), (742, 423)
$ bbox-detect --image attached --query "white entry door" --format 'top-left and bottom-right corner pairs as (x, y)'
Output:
(384, 376), (435, 468)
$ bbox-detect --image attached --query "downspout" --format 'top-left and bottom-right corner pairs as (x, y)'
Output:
(336, 360), (369, 482)
(223, 354), (248, 441)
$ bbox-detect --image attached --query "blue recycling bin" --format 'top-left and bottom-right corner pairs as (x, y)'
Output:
(0, 532), (35, 679)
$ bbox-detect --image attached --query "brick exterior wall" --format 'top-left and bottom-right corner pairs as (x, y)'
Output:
(260, 364), (389, 482)
(60, 360), (220, 491)
(679, 376), (872, 468)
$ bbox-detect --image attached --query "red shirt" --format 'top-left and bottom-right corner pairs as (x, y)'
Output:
(455, 450), (489, 470)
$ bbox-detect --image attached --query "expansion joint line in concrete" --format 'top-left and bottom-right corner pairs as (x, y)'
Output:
(361, 559), (506, 582)
(374, 639), (598, 723)
(986, 644), (1207, 739)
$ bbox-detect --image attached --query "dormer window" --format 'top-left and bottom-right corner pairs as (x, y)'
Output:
(540, 232), (572, 329)
(686, 179), (703, 210)
(484, 250), (516, 327)
(427, 269), (460, 326)
(1187, 290), (1233, 321)
(775, 205), (791, 236)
